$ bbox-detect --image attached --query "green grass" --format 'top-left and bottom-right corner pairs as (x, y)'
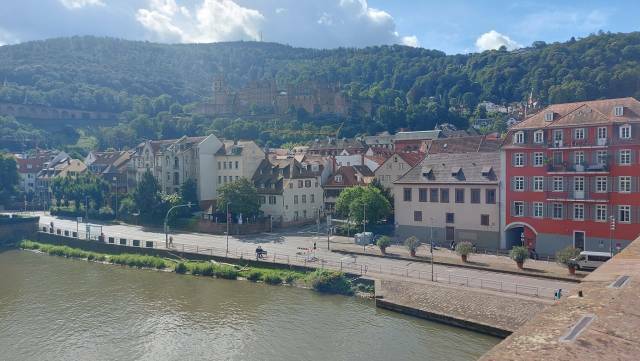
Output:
(305, 269), (354, 295)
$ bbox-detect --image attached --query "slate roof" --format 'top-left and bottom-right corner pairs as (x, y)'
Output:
(425, 135), (501, 155)
(395, 152), (500, 185)
(324, 165), (374, 187)
(307, 138), (366, 151)
(511, 97), (640, 130)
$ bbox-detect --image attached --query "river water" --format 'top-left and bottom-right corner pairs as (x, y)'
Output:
(0, 250), (499, 361)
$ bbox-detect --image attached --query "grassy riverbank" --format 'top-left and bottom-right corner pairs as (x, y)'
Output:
(19, 240), (359, 295)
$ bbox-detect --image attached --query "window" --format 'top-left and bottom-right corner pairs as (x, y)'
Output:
(574, 151), (584, 165)
(430, 189), (439, 202)
(619, 176), (632, 193)
(614, 106), (624, 117)
(533, 177), (544, 191)
(514, 153), (524, 167)
(597, 127), (607, 140)
(471, 189), (481, 203)
(228, 162), (233, 169)
(294, 195), (299, 204)
(289, 183), (293, 189)
(217, 161), (221, 170)
(619, 150), (631, 165)
(481, 214), (490, 226)
(544, 112), (554, 121)
(414, 211), (423, 222)
(310, 194), (315, 203)
(302, 195), (306, 203)
(514, 131), (524, 144)
(259, 196), (266, 205)
(403, 188), (412, 202)
(597, 150), (608, 165)
(455, 188), (465, 203)
(596, 205), (607, 222)
(533, 202), (544, 218)
(486, 189), (496, 204)
(440, 188), (449, 203)
(553, 203), (563, 219)
(268, 196), (276, 204)
(334, 175), (342, 183)
(573, 204), (584, 221)
(419, 188), (428, 202)
(513, 202), (524, 217)
(620, 125), (632, 139)
(218, 176), (221, 183)
(619, 205), (631, 223)
(235, 161), (239, 169)
(553, 129), (563, 145)
(574, 128), (585, 140)
(305, 180), (311, 187)
(534, 130), (544, 144)
(513, 176), (524, 191)
(446, 212), (455, 223)
(533, 152), (544, 167)
(223, 175), (227, 183)
(223, 162), (227, 169)
(595, 177), (608, 193)
(574, 176), (584, 192)
(553, 177), (564, 192)
(298, 180), (303, 188)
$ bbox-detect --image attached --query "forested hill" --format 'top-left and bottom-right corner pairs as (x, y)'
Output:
(1, 32), (640, 116)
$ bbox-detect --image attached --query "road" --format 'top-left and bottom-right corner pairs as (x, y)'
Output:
(37, 213), (574, 298)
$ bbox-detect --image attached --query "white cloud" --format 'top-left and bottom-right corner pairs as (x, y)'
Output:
(401, 35), (419, 47)
(475, 30), (521, 51)
(275, 8), (286, 14)
(0, 28), (18, 46)
(136, 0), (264, 43)
(58, 0), (105, 10)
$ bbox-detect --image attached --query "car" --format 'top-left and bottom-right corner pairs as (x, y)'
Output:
(571, 251), (612, 271)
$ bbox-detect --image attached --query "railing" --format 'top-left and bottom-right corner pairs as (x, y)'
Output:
(37, 224), (556, 299)
(547, 162), (609, 173)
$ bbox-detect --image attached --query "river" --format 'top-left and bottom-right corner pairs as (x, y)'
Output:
(0, 249), (499, 361)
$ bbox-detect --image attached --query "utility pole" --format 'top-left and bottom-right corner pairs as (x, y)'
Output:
(610, 215), (616, 256)
(363, 202), (366, 234)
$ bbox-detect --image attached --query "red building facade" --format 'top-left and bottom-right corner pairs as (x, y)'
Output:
(502, 98), (640, 256)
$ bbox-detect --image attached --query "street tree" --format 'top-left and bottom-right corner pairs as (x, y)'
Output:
(133, 170), (161, 221)
(216, 178), (261, 217)
(0, 153), (19, 206)
(335, 185), (391, 225)
(180, 178), (199, 211)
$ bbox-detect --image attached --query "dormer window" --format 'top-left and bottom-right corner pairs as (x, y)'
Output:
(614, 106), (624, 117)
(620, 124), (632, 139)
(451, 167), (462, 177)
(422, 167), (433, 179)
(544, 112), (554, 121)
(481, 166), (493, 177)
(533, 130), (544, 144)
(513, 131), (525, 144)
(335, 175), (342, 183)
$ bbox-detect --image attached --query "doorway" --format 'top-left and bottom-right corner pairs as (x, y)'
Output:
(574, 231), (585, 250)
(445, 227), (455, 242)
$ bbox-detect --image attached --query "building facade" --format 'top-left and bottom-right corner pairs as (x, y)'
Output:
(502, 97), (640, 256)
(394, 153), (501, 249)
(374, 152), (424, 189)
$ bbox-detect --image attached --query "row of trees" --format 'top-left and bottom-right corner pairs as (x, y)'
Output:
(0, 153), (19, 207)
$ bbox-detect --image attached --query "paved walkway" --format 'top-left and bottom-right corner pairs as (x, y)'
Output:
(376, 279), (551, 335)
(331, 241), (586, 282)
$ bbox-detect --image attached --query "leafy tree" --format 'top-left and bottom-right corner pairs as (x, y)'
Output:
(216, 178), (261, 217)
(180, 178), (199, 212)
(0, 153), (19, 205)
(133, 170), (161, 221)
(335, 185), (391, 225)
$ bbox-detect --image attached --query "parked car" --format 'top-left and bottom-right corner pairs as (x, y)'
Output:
(571, 251), (612, 270)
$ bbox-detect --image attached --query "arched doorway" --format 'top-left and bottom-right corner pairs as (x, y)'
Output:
(504, 222), (537, 250)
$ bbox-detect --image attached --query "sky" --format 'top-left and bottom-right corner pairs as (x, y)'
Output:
(0, 0), (638, 54)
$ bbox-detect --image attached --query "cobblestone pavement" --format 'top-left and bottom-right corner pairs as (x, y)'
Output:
(376, 279), (551, 333)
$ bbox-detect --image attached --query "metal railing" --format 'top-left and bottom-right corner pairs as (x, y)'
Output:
(37, 224), (555, 299)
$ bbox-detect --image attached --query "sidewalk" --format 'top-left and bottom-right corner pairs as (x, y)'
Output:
(331, 241), (586, 283)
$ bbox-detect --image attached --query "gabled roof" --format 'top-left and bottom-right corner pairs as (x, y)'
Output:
(307, 138), (366, 151)
(511, 97), (640, 130)
(395, 152), (500, 185)
(324, 165), (373, 187)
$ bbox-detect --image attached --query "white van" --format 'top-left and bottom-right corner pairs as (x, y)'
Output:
(572, 251), (612, 270)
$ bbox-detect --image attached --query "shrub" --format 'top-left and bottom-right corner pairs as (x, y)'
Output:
(214, 264), (239, 280)
(283, 272), (298, 284)
(246, 270), (263, 282)
(376, 236), (392, 253)
(188, 263), (215, 276)
(404, 236), (420, 256)
(306, 269), (353, 295)
(109, 254), (167, 269)
(555, 246), (581, 267)
(175, 262), (188, 274)
(455, 242), (474, 257)
(262, 272), (283, 285)
(510, 246), (529, 263)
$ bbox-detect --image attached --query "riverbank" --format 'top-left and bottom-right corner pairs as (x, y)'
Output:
(18, 240), (369, 296)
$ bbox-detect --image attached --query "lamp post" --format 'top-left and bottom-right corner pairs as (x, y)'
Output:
(609, 215), (616, 256)
(226, 201), (232, 256)
(430, 217), (434, 282)
(112, 176), (118, 220)
(164, 202), (192, 248)
(85, 196), (89, 222)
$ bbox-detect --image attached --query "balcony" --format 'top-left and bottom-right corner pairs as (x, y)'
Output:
(548, 139), (609, 149)
(547, 162), (609, 173)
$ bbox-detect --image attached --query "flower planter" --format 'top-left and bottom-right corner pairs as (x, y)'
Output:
(516, 261), (524, 269)
(461, 254), (468, 262)
(568, 266), (576, 275)
(410, 250), (416, 257)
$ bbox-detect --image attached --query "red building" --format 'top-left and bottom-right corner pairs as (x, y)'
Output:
(502, 97), (640, 256)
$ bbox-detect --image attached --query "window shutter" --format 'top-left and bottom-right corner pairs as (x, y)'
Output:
(608, 176), (614, 192)
(524, 177), (529, 192)
(634, 177), (639, 193)
(545, 203), (552, 219)
(569, 204), (574, 220)
(613, 177), (619, 192)
(511, 154), (515, 166)
(589, 177), (595, 193)
(523, 202), (529, 217)
(510, 201), (515, 216)
(632, 150), (637, 165)
(522, 153), (527, 166)
(544, 176), (551, 191)
(510, 177), (515, 191)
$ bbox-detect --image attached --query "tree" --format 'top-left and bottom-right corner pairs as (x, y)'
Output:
(216, 178), (261, 217)
(133, 170), (161, 221)
(335, 185), (391, 225)
(0, 153), (19, 206)
(180, 178), (199, 212)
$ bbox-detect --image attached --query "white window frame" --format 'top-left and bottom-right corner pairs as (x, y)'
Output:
(595, 176), (608, 193)
(514, 153), (524, 167)
(533, 130), (544, 144)
(514, 131), (525, 144)
(552, 203), (563, 219)
(596, 150), (608, 165)
(574, 128), (585, 140)
(533, 202), (544, 218)
(619, 176), (632, 193)
(595, 205), (607, 222)
(553, 176), (564, 192)
(619, 205), (631, 223)
(620, 125), (631, 139)
(514, 201), (524, 217)
(533, 176), (544, 192)
(514, 176), (525, 191)
(545, 112), (554, 121)
(597, 127), (607, 140)
(574, 176), (585, 192)
(533, 152), (544, 167)
(619, 150), (631, 165)
(574, 151), (584, 165)
(615, 106), (624, 117)
(573, 204), (584, 221)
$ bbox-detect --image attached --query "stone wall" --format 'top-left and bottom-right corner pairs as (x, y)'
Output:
(0, 216), (39, 245)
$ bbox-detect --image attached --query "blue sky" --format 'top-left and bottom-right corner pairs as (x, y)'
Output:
(0, 0), (638, 53)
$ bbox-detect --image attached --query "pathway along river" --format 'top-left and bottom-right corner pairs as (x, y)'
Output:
(0, 249), (499, 361)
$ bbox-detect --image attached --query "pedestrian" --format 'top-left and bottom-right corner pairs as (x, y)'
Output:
(313, 241), (317, 250)
(169, 236), (173, 247)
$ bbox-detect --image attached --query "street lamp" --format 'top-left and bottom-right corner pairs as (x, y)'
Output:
(112, 176), (118, 220)
(85, 196), (89, 222)
(430, 217), (434, 282)
(164, 202), (192, 247)
(226, 201), (232, 256)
